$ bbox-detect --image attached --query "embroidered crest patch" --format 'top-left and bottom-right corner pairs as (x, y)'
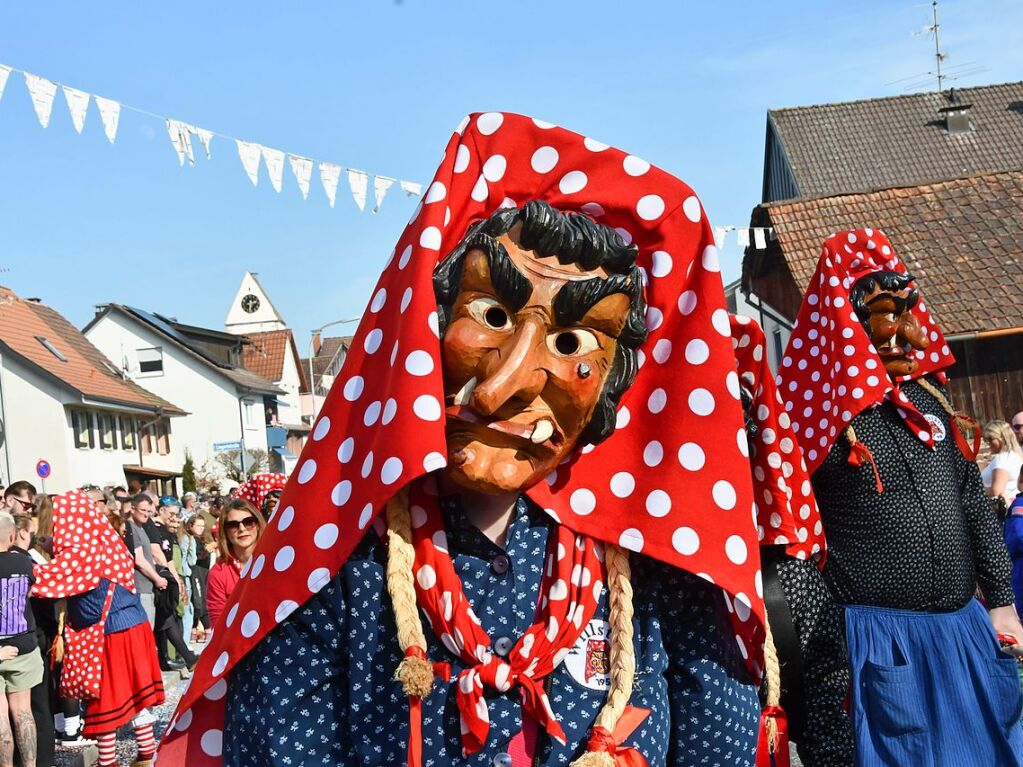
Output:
(564, 619), (611, 690)
(924, 413), (946, 442)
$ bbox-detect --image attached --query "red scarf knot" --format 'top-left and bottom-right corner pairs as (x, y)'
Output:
(756, 705), (791, 767)
(455, 658), (565, 756)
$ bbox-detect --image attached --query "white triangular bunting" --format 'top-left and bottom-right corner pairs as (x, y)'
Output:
(61, 85), (90, 134)
(736, 228), (750, 248)
(399, 180), (423, 196)
(372, 176), (395, 214)
(288, 154), (313, 199)
(753, 227), (767, 249)
(166, 119), (195, 166)
(0, 66), (12, 104)
(237, 140), (261, 186)
(196, 128), (214, 159)
(94, 97), (121, 143)
(24, 73), (58, 128)
(319, 162), (341, 207)
(347, 169), (368, 211)
(261, 146), (286, 193)
(714, 227), (727, 250)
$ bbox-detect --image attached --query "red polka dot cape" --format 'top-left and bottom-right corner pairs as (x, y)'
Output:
(159, 112), (763, 765)
(31, 489), (136, 600)
(775, 228), (955, 476)
(730, 315), (826, 565)
(235, 472), (286, 510)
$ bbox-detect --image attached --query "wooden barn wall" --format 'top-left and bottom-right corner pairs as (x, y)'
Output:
(946, 334), (1023, 425)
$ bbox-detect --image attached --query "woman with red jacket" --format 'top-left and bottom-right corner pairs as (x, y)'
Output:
(205, 499), (265, 628)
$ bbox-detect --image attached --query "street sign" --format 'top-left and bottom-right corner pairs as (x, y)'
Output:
(213, 441), (242, 453)
(35, 460), (51, 479)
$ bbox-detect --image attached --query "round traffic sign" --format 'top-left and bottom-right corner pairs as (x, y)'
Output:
(35, 460), (51, 479)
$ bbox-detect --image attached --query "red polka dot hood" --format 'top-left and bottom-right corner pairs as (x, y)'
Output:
(31, 489), (136, 599)
(776, 228), (955, 475)
(235, 472), (286, 511)
(159, 112), (765, 765)
(730, 314), (826, 565)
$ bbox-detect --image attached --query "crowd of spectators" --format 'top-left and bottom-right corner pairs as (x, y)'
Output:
(0, 478), (266, 766)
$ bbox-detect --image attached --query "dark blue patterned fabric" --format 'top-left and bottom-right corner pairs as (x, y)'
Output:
(223, 496), (759, 766)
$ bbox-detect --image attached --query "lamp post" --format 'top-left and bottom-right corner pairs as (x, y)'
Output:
(308, 318), (360, 420)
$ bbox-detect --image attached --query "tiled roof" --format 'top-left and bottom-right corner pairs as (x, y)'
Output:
(769, 82), (1023, 198)
(242, 330), (290, 381)
(92, 305), (284, 395)
(0, 287), (185, 412)
(752, 170), (1023, 335)
(28, 302), (186, 415)
(309, 336), (351, 379)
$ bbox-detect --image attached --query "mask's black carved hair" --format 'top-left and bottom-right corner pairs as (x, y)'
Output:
(433, 200), (648, 446)
(850, 270), (919, 332)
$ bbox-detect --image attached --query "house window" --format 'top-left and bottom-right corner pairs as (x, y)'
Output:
(137, 347), (164, 376)
(243, 399), (256, 428)
(121, 417), (137, 451)
(72, 411), (94, 449)
(141, 423), (154, 456)
(155, 421), (171, 455)
(98, 413), (115, 450)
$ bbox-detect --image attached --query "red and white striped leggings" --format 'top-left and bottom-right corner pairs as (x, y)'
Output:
(96, 723), (156, 766)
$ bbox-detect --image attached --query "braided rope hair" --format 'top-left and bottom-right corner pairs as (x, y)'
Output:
(384, 487), (639, 765)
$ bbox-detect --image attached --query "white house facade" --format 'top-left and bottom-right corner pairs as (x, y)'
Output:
(85, 305), (283, 486)
(0, 288), (185, 493)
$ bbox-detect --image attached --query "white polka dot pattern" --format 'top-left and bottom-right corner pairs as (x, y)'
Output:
(729, 314), (826, 563)
(161, 110), (765, 765)
(775, 229), (955, 475)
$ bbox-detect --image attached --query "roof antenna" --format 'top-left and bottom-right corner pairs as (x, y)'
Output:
(927, 0), (946, 93)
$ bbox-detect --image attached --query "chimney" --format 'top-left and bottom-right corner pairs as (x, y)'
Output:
(312, 331), (322, 355)
(939, 88), (974, 135)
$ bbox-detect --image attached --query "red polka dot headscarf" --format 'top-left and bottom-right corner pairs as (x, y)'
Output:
(32, 489), (136, 599)
(730, 314), (825, 564)
(235, 472), (286, 511)
(158, 112), (764, 765)
(775, 228), (954, 475)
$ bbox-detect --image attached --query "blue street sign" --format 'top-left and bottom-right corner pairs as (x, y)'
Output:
(213, 441), (242, 453)
(35, 460), (51, 479)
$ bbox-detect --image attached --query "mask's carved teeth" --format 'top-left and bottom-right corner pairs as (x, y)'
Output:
(452, 377), (477, 406)
(530, 419), (555, 444)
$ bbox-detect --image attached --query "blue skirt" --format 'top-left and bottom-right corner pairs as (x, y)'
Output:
(845, 599), (1023, 766)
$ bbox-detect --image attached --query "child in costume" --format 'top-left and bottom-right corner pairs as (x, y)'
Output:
(777, 229), (1023, 766)
(31, 490), (164, 767)
(159, 112), (771, 766)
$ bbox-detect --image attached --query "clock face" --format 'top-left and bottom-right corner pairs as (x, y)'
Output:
(241, 294), (261, 314)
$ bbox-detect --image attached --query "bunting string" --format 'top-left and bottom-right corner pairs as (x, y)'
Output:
(0, 60), (424, 213)
(0, 61), (776, 246)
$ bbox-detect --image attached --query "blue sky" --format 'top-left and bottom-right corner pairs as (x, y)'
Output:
(1, 1), (1020, 347)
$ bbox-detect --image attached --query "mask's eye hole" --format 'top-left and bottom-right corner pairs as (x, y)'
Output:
(467, 297), (512, 331)
(547, 329), (600, 357)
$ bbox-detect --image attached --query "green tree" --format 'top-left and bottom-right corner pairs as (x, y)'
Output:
(182, 449), (197, 493)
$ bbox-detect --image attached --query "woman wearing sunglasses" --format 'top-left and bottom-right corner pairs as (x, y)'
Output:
(205, 499), (265, 629)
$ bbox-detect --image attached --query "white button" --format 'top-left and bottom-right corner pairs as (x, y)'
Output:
(493, 636), (513, 656)
(493, 753), (513, 767)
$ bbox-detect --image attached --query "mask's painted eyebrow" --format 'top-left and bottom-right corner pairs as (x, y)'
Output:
(553, 272), (636, 327)
(464, 232), (531, 311)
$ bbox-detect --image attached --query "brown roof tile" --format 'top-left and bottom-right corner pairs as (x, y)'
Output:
(241, 329), (308, 391)
(0, 287), (185, 412)
(769, 82), (1023, 199)
(755, 170), (1023, 335)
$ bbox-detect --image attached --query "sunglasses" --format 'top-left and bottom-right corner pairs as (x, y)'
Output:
(1012, 424), (1023, 431)
(224, 516), (258, 534)
(10, 497), (33, 512)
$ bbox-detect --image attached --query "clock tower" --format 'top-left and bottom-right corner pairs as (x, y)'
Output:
(225, 272), (287, 335)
